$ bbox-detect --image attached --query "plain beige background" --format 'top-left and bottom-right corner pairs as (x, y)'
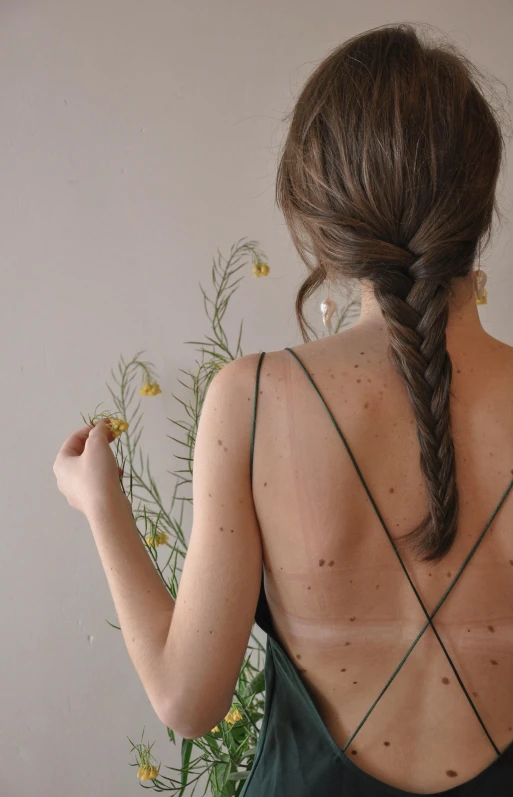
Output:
(0, 2), (511, 795)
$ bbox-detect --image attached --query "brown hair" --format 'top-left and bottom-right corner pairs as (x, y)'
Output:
(276, 23), (508, 563)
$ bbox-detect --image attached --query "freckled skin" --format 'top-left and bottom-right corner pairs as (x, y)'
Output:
(491, 659), (499, 665)
(488, 625), (495, 632)
(351, 749), (358, 755)
(250, 331), (513, 791)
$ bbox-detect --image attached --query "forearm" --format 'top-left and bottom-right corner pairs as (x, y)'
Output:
(86, 492), (175, 719)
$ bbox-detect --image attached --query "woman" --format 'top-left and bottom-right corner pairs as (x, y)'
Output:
(54, 23), (513, 796)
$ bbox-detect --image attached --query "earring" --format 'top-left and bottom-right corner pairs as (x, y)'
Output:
(320, 279), (337, 328)
(474, 241), (487, 305)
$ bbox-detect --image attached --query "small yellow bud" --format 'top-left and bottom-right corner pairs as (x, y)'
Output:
(140, 380), (162, 396)
(211, 725), (220, 733)
(105, 417), (129, 438)
(145, 530), (169, 547)
(138, 765), (154, 781)
(252, 261), (270, 278)
(224, 706), (243, 726)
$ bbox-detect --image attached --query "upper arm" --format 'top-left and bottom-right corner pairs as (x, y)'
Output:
(162, 353), (264, 737)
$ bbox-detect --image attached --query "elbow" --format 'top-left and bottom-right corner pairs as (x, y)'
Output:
(158, 709), (219, 740)
(158, 694), (229, 740)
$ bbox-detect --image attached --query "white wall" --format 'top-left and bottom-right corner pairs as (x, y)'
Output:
(1, 2), (511, 795)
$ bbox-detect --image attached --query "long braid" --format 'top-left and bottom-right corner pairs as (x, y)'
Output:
(373, 254), (458, 563)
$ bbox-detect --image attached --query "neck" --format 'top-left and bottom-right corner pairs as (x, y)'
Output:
(355, 275), (487, 348)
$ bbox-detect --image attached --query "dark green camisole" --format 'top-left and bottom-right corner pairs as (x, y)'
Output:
(240, 348), (513, 797)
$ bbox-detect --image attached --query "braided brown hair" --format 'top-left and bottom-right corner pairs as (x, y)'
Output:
(275, 23), (507, 563)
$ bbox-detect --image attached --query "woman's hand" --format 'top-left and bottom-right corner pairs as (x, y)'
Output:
(53, 419), (126, 516)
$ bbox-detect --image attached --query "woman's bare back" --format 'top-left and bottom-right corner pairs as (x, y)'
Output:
(251, 322), (513, 794)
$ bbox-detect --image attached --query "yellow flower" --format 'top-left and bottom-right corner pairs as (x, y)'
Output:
(145, 530), (169, 547)
(252, 261), (270, 278)
(105, 417), (129, 438)
(211, 725), (220, 733)
(137, 764), (159, 780)
(224, 706), (243, 726)
(140, 380), (162, 396)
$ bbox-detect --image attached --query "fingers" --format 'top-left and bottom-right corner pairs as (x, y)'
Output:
(59, 426), (92, 457)
(58, 420), (114, 461)
(92, 419), (115, 443)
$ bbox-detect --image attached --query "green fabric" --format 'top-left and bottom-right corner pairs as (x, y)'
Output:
(241, 349), (513, 796)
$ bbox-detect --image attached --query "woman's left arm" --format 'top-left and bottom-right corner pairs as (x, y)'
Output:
(53, 353), (264, 738)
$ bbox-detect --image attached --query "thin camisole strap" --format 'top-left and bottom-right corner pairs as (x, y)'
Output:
(284, 345), (513, 755)
(250, 351), (266, 488)
(250, 352), (275, 639)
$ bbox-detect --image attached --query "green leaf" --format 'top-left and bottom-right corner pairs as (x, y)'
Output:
(178, 737), (194, 795)
(245, 670), (265, 696)
(227, 770), (250, 781)
(201, 730), (221, 757)
(210, 762), (236, 797)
